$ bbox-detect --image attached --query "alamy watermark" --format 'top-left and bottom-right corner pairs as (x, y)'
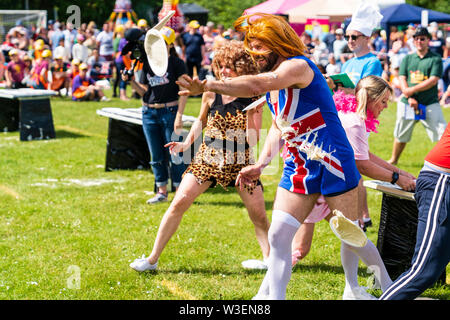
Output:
(170, 128), (281, 175)
(66, 265), (81, 290)
(66, 5), (81, 29)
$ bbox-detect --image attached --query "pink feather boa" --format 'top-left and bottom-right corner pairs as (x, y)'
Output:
(333, 90), (379, 133)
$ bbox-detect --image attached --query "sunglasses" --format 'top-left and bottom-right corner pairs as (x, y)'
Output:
(345, 35), (364, 41)
(414, 36), (428, 42)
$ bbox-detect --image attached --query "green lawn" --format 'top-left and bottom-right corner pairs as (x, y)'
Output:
(0, 90), (449, 300)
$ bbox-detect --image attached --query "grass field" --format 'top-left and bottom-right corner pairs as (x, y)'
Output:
(0, 89), (449, 300)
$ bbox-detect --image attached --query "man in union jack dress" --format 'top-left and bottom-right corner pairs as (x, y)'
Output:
(177, 13), (362, 300)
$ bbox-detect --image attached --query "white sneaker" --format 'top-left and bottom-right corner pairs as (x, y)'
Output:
(146, 192), (168, 204)
(129, 255), (158, 272)
(101, 96), (111, 102)
(342, 286), (377, 300)
(241, 259), (268, 270)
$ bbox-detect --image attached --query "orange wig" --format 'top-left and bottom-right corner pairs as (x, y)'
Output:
(234, 13), (306, 59)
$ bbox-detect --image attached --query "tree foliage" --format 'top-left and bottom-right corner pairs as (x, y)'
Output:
(1, 0), (162, 25)
(3, 0), (447, 28)
(181, 0), (263, 28)
(406, 0), (450, 14)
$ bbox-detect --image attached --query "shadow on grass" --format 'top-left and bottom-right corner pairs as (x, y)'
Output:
(55, 129), (89, 139)
(292, 263), (344, 275)
(139, 267), (244, 277)
(193, 200), (274, 209)
(137, 262), (346, 278)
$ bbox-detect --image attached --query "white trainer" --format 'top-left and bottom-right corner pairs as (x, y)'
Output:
(129, 255), (158, 272)
(342, 286), (377, 300)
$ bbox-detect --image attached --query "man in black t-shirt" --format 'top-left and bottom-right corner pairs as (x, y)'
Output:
(123, 26), (188, 204)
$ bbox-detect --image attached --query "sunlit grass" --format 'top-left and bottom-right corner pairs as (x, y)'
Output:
(0, 89), (448, 300)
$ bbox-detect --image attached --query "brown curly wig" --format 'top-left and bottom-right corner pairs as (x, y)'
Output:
(211, 40), (258, 79)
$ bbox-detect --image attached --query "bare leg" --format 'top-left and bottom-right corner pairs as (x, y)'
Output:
(388, 139), (407, 165)
(324, 186), (359, 221)
(237, 185), (270, 260)
(360, 185), (370, 223)
(147, 173), (212, 264)
(291, 223), (315, 265)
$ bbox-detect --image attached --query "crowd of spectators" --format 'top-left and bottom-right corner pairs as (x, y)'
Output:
(0, 17), (449, 106)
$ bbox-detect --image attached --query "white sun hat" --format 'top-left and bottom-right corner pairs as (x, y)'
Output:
(347, 2), (383, 37)
(144, 10), (175, 76)
(329, 210), (368, 247)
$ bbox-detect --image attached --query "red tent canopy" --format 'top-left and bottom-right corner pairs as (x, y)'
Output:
(244, 0), (310, 15)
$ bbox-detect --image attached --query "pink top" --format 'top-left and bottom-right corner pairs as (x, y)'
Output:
(338, 111), (370, 161)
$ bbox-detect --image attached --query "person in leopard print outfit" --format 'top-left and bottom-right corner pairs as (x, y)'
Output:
(130, 40), (270, 273)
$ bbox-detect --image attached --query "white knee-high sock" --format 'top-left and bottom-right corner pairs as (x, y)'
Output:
(344, 239), (393, 291)
(341, 241), (360, 289)
(260, 210), (300, 300)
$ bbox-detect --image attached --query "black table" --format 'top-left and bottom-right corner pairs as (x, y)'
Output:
(364, 180), (446, 284)
(0, 89), (57, 141)
(96, 107), (198, 172)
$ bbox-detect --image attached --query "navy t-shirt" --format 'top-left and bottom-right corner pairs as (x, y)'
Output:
(140, 55), (187, 104)
(181, 32), (205, 63)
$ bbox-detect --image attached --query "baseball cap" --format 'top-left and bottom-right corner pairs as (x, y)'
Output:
(79, 63), (88, 70)
(8, 49), (19, 56)
(336, 28), (344, 35)
(138, 19), (148, 28)
(413, 26), (431, 38)
(35, 39), (45, 50)
(160, 26), (176, 45)
(41, 49), (52, 58)
(115, 24), (124, 33)
(188, 20), (200, 29)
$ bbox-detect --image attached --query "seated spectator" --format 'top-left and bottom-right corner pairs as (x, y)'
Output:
(5, 49), (27, 88)
(54, 38), (71, 63)
(28, 49), (51, 89)
(72, 63), (109, 101)
(86, 48), (106, 69)
(300, 32), (314, 56)
(32, 39), (46, 60)
(333, 28), (347, 66)
(325, 53), (340, 76)
(72, 34), (89, 63)
(311, 37), (328, 67)
(49, 54), (70, 95)
(89, 62), (112, 81)
(67, 58), (81, 91)
(83, 29), (98, 55)
(0, 49), (5, 83)
(389, 63), (402, 101)
(21, 54), (32, 85)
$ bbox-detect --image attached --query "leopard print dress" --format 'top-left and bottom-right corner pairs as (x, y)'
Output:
(184, 94), (260, 193)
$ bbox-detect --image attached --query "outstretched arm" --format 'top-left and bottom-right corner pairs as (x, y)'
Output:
(177, 58), (314, 98)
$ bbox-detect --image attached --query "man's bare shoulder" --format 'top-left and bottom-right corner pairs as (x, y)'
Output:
(277, 56), (314, 88)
